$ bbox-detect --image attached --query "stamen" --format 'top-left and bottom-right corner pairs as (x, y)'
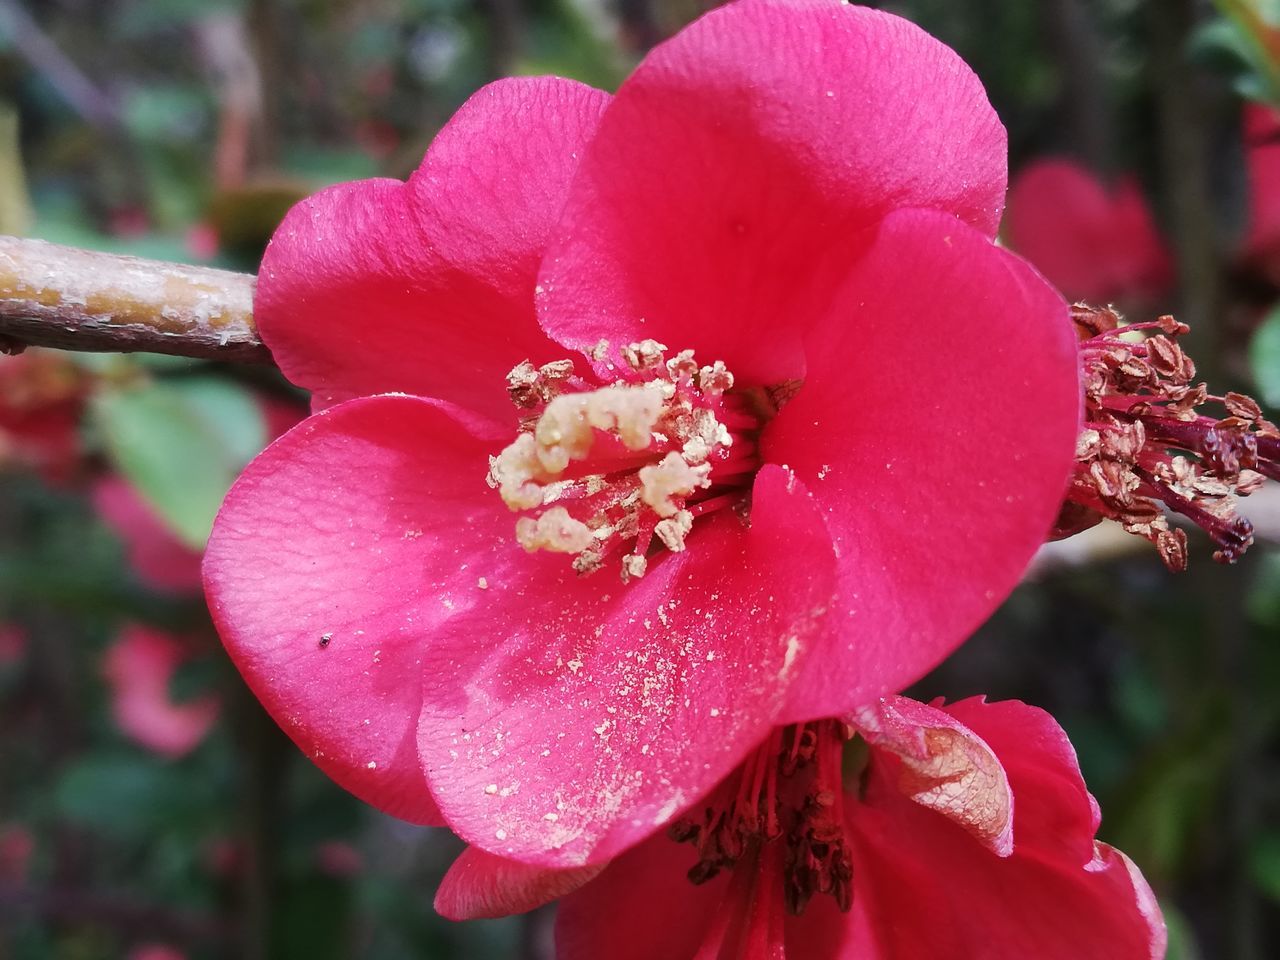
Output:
(489, 344), (769, 580)
(1059, 304), (1279, 569)
(669, 720), (856, 917)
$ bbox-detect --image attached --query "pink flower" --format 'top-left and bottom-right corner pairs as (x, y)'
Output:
(127, 946), (186, 960)
(204, 0), (1080, 866)
(0, 822), (35, 885)
(1243, 102), (1280, 280)
(101, 626), (220, 759)
(0, 350), (84, 483)
(94, 476), (205, 594)
(314, 840), (365, 878)
(1004, 159), (1173, 308)
(0, 623), (26, 666)
(437, 697), (1166, 960)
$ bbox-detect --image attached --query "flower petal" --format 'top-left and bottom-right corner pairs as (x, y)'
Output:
(417, 464), (837, 867)
(937, 696), (1100, 867)
(537, 0), (1007, 384)
(435, 845), (603, 921)
(556, 835), (730, 960)
(766, 208), (1080, 718)
(842, 746), (1166, 959)
(203, 395), (514, 825)
(851, 696), (1012, 857)
(256, 77), (610, 421)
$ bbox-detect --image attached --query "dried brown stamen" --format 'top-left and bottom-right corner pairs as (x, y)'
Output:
(1056, 304), (1278, 569)
(669, 719), (855, 916)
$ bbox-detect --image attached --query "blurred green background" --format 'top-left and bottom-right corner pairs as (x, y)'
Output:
(2, 1), (1280, 958)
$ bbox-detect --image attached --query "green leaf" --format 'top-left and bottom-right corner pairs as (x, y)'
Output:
(55, 755), (190, 839)
(1249, 303), (1280, 409)
(1251, 830), (1280, 902)
(93, 377), (266, 549)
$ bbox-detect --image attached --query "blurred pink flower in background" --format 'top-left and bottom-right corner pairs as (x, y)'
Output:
(0, 351), (84, 484)
(1242, 102), (1280, 282)
(127, 945), (187, 960)
(101, 626), (220, 759)
(94, 476), (205, 594)
(1005, 158), (1174, 309)
(0, 822), (35, 885)
(0, 623), (26, 667)
(315, 840), (365, 878)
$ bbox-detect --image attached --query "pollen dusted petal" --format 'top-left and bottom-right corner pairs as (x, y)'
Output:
(204, 394), (517, 826)
(766, 207), (1081, 720)
(537, 0), (1007, 385)
(255, 76), (610, 422)
(416, 464), (838, 868)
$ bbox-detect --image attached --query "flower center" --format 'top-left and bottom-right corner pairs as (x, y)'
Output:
(488, 340), (772, 580)
(668, 719), (857, 916)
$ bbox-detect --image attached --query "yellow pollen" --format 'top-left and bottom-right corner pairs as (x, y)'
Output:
(515, 507), (594, 554)
(490, 348), (745, 580)
(639, 452), (712, 517)
(534, 384), (665, 473)
(653, 510), (694, 552)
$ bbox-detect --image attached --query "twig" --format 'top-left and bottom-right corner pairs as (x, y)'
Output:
(0, 236), (270, 363)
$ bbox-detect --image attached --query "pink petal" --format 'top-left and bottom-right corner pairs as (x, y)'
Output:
(536, 0), (1007, 384)
(435, 845), (602, 920)
(766, 208), (1081, 719)
(556, 834), (731, 960)
(204, 395), (514, 825)
(1004, 158), (1172, 305)
(127, 946), (187, 960)
(557, 833), (844, 960)
(0, 822), (36, 885)
(0, 623), (26, 666)
(851, 696), (1013, 857)
(417, 465), (837, 867)
(256, 77), (610, 421)
(102, 626), (220, 759)
(938, 696), (1101, 867)
(841, 771), (1166, 959)
(1244, 103), (1280, 274)
(94, 476), (205, 594)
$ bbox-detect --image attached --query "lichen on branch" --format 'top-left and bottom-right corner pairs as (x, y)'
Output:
(0, 235), (269, 363)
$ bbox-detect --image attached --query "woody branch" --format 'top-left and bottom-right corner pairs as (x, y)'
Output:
(0, 235), (270, 364)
